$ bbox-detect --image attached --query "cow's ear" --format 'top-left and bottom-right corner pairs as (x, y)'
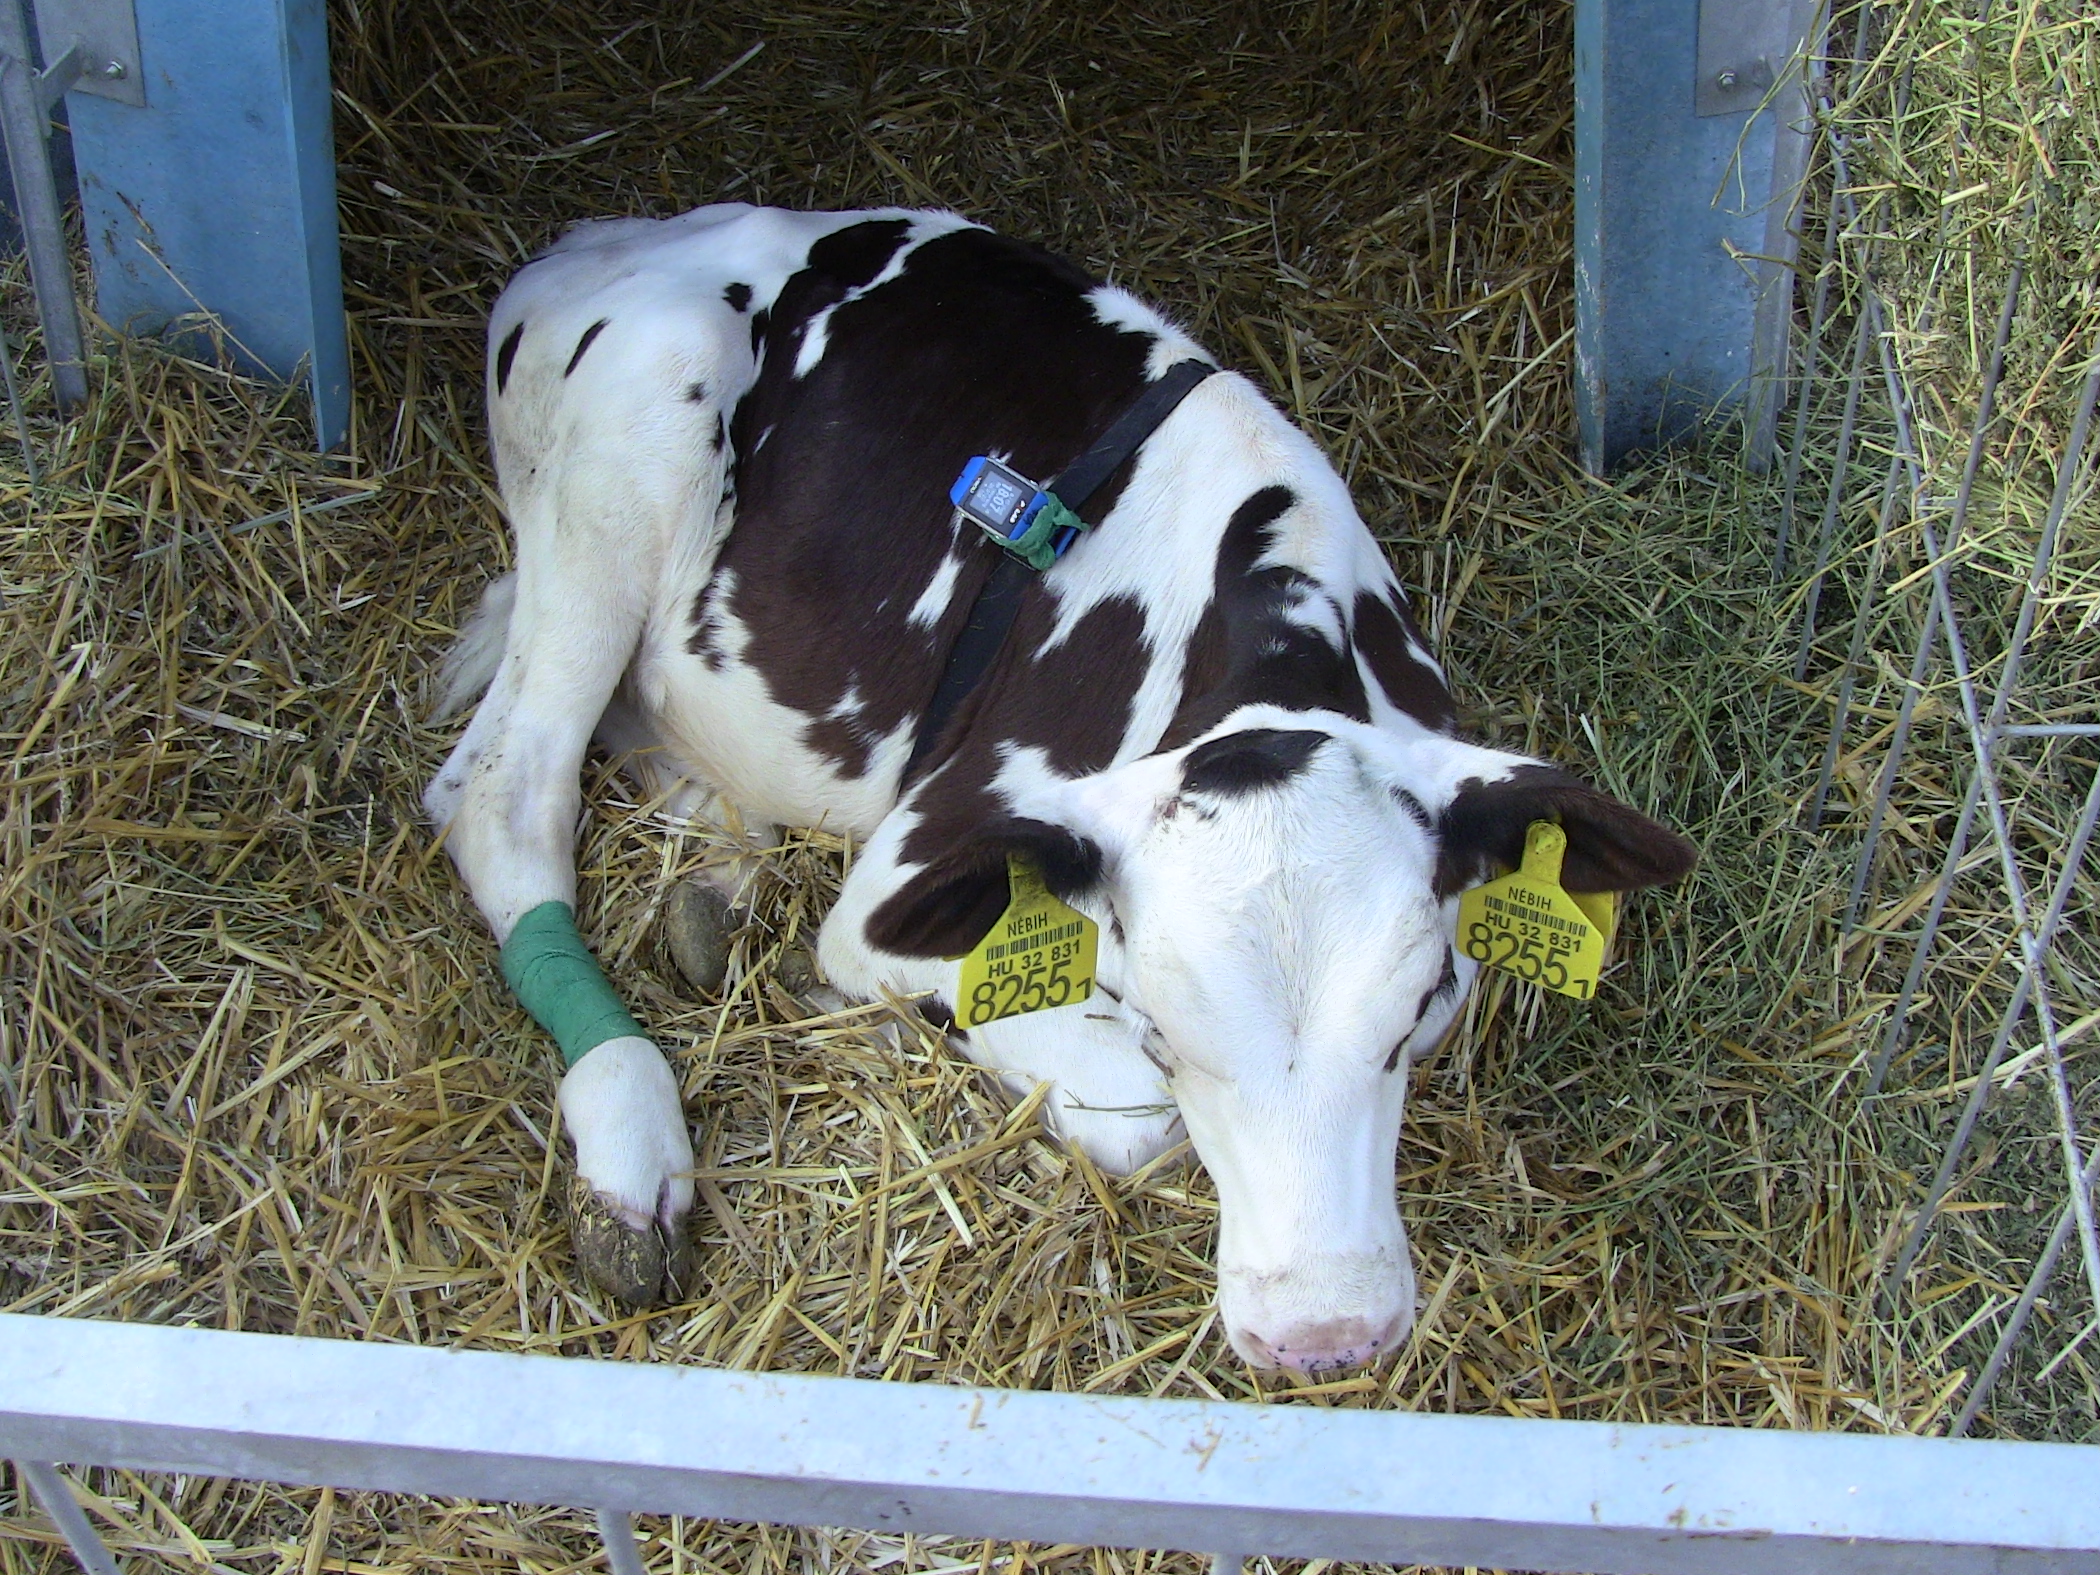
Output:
(1434, 765), (1697, 898)
(864, 818), (1106, 958)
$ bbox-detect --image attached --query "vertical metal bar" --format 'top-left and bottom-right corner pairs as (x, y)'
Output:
(597, 1508), (648, 1575)
(1949, 1139), (2100, 1437)
(1882, 730), (2100, 1305)
(13, 1461), (124, 1575)
(61, 0), (352, 449)
(1790, 301), (1873, 680)
(1842, 263), (2023, 934)
(1863, 767), (1983, 1095)
(0, 0), (88, 410)
(0, 315), (40, 485)
(1774, 151), (1847, 578)
(1806, 441), (1903, 827)
(1743, 0), (1824, 473)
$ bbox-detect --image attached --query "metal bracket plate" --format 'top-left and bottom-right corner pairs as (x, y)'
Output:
(32, 0), (142, 107)
(1695, 0), (1807, 117)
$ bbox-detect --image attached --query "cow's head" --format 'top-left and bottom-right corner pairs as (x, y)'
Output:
(868, 706), (1697, 1373)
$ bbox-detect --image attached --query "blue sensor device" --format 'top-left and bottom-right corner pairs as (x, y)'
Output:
(949, 456), (1081, 560)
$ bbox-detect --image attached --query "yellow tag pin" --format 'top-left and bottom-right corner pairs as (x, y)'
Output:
(1457, 820), (1615, 1000)
(954, 856), (1098, 1028)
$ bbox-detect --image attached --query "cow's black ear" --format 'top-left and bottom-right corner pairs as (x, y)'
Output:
(864, 818), (1105, 958)
(1435, 766), (1698, 898)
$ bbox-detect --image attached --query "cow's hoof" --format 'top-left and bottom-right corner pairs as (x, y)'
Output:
(776, 944), (822, 998)
(664, 882), (734, 995)
(569, 1177), (697, 1307)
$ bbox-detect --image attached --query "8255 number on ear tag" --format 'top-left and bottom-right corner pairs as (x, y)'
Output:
(1457, 821), (1614, 1000)
(955, 856), (1097, 1028)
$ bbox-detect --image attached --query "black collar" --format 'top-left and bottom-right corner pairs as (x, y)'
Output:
(903, 358), (1216, 785)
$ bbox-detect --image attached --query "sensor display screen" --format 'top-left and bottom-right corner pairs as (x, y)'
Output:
(971, 470), (1028, 524)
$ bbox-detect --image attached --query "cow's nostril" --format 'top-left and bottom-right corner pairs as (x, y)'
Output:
(1254, 1313), (1406, 1375)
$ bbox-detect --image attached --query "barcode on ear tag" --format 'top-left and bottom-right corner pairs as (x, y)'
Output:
(953, 856), (1097, 1028)
(1457, 821), (1612, 1000)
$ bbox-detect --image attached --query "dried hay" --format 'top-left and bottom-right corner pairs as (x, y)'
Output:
(1, 3), (2095, 1575)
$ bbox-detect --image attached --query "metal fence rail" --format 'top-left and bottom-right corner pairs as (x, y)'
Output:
(3, 1315), (2099, 1575)
(1781, 1), (2100, 1440)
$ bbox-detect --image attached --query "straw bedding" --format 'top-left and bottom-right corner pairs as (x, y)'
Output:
(2, 2), (2095, 1574)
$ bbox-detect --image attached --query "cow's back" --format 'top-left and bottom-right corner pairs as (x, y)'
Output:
(628, 215), (1222, 833)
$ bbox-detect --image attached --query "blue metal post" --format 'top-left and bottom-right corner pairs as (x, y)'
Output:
(58, 0), (349, 448)
(1575, 0), (1814, 473)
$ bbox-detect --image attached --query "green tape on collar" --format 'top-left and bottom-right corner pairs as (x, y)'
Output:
(500, 901), (645, 1068)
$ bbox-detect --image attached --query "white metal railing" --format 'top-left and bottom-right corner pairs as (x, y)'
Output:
(3, 1315), (2099, 1575)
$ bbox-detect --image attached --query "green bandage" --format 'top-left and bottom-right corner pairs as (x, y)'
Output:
(501, 901), (645, 1068)
(1006, 490), (1088, 571)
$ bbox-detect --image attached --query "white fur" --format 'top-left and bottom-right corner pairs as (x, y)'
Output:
(558, 1037), (695, 1230)
(431, 205), (1536, 1369)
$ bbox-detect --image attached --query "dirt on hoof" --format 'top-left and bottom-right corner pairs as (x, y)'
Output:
(663, 881), (734, 995)
(568, 1177), (697, 1307)
(775, 943), (822, 998)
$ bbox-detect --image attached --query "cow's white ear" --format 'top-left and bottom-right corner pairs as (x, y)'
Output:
(1361, 732), (1698, 898)
(863, 817), (1106, 959)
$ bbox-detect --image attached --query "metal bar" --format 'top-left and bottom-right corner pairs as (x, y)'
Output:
(1863, 766), (1984, 1096)
(1883, 757), (2100, 1300)
(2, 1316), (2099, 1575)
(1773, 133), (1845, 578)
(1790, 299), (1872, 681)
(0, 314), (39, 486)
(1950, 1138), (2100, 1438)
(1806, 436), (1903, 826)
(60, 0), (350, 448)
(1842, 263), (2023, 934)
(13, 1460), (124, 1575)
(1998, 724), (2100, 738)
(1575, 0), (1814, 472)
(597, 1509), (648, 1575)
(0, 0), (89, 410)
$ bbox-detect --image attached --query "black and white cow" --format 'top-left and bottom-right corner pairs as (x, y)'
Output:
(427, 203), (1697, 1374)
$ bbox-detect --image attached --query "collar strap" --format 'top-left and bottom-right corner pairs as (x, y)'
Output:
(948, 357), (1217, 569)
(906, 358), (1217, 784)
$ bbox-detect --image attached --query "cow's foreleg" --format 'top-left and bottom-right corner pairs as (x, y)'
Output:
(426, 557), (695, 1306)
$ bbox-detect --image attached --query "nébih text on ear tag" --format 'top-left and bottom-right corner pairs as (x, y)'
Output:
(954, 855), (1098, 1028)
(1456, 820), (1612, 1000)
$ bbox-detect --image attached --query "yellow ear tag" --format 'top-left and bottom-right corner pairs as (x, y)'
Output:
(1456, 820), (1615, 1000)
(954, 856), (1098, 1028)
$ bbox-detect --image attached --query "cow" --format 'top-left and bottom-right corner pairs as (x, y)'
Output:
(425, 203), (1697, 1375)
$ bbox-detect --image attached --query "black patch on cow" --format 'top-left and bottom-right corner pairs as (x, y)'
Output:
(1435, 765), (1700, 898)
(564, 318), (609, 378)
(918, 996), (955, 1033)
(711, 415), (728, 453)
(708, 225), (1155, 793)
(1182, 728), (1326, 797)
(867, 816), (1104, 958)
(724, 281), (753, 313)
(1353, 588), (1458, 732)
(686, 381), (708, 403)
(686, 581), (733, 671)
(495, 322), (524, 394)
(806, 217), (913, 291)
(1389, 785), (1432, 830)
(1164, 486), (1371, 745)
(749, 305), (771, 356)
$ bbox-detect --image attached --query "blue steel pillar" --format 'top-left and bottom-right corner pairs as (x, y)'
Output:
(1575, 0), (1816, 473)
(55, 0), (349, 448)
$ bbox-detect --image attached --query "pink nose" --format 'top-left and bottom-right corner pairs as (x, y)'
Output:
(1231, 1313), (1406, 1374)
